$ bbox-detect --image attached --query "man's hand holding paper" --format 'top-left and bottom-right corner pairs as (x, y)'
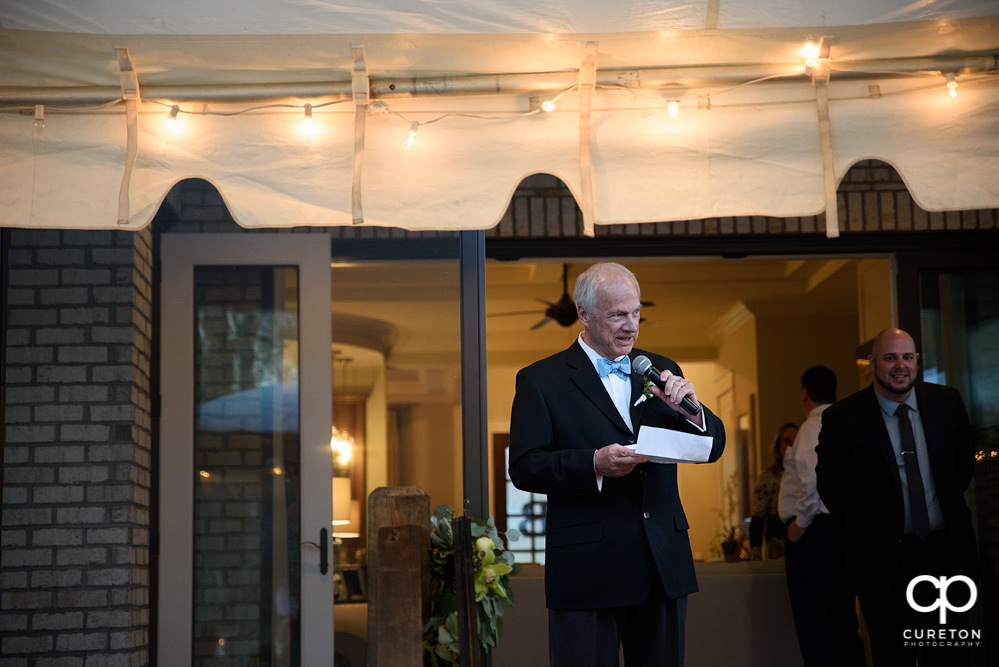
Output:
(633, 425), (714, 464)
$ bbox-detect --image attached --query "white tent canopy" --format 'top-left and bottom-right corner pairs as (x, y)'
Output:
(1, 1), (997, 234)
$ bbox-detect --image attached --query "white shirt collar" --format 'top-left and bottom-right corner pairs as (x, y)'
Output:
(875, 387), (918, 418)
(577, 333), (628, 370)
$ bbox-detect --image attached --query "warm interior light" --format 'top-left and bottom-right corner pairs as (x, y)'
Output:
(406, 120), (419, 149)
(333, 477), (352, 525)
(667, 101), (679, 118)
(332, 499), (361, 538)
(541, 100), (555, 113)
(946, 73), (958, 100)
(331, 427), (353, 465)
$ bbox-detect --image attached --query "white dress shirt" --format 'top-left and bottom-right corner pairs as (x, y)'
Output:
(578, 335), (705, 490)
(777, 442), (799, 524)
(777, 404), (830, 526)
(578, 334), (634, 431)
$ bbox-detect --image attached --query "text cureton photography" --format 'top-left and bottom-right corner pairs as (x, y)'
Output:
(903, 575), (981, 649)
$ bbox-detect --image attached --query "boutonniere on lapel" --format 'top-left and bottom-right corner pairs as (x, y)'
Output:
(633, 378), (656, 407)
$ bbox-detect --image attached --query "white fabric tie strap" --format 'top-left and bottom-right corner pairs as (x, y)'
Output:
(578, 42), (597, 238)
(351, 44), (369, 225)
(116, 47), (140, 226)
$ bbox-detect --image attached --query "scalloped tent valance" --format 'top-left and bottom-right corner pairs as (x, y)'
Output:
(1, 1), (997, 236)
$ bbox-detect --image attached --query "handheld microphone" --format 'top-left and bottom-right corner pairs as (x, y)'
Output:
(632, 355), (701, 416)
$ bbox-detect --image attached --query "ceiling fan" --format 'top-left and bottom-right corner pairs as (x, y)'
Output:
(489, 264), (654, 330)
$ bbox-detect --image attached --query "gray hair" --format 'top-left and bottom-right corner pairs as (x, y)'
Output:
(573, 263), (640, 312)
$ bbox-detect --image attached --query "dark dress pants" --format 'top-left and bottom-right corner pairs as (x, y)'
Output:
(857, 530), (974, 667)
(548, 578), (687, 667)
(784, 514), (865, 666)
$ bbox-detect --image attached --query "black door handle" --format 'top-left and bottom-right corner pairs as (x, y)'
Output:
(319, 527), (329, 575)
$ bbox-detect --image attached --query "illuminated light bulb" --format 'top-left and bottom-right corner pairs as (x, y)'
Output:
(302, 103), (314, 135)
(667, 101), (679, 118)
(946, 73), (958, 101)
(167, 105), (181, 132)
(33, 104), (45, 130)
(331, 427), (353, 466)
(801, 41), (820, 69)
(541, 100), (555, 113)
(406, 120), (419, 149)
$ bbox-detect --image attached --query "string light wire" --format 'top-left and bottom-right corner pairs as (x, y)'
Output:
(4, 62), (994, 138)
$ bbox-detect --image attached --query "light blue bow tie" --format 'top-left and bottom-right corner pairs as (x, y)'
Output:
(597, 357), (631, 380)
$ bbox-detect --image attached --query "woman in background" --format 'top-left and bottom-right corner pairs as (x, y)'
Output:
(750, 423), (797, 559)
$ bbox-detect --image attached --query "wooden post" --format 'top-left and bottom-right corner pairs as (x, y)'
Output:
(366, 486), (431, 667)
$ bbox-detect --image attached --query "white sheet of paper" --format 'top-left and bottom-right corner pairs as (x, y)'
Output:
(632, 425), (713, 464)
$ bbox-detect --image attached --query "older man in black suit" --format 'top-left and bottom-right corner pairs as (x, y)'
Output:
(508, 262), (726, 667)
(816, 328), (979, 666)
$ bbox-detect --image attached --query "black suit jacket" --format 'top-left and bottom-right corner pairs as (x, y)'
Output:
(815, 382), (977, 593)
(508, 342), (725, 609)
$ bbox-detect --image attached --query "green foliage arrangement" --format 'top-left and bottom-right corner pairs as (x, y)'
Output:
(423, 504), (521, 666)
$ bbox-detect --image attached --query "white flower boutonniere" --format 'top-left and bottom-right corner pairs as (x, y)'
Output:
(633, 378), (656, 407)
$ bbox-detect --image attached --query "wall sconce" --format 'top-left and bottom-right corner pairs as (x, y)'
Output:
(331, 426), (353, 467)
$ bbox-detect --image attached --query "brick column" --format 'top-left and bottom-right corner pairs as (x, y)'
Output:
(1, 228), (154, 665)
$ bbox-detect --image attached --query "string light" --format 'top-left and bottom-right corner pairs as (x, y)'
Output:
(167, 104), (180, 132)
(302, 103), (314, 135)
(946, 73), (958, 100)
(406, 120), (419, 149)
(537, 85), (578, 113)
(33, 104), (45, 130)
(801, 42), (821, 70)
(130, 56), (984, 152)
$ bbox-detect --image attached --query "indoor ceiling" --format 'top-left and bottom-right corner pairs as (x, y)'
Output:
(330, 255), (877, 385)
(486, 257), (867, 364)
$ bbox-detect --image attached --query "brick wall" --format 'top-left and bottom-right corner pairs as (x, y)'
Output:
(1, 229), (154, 666)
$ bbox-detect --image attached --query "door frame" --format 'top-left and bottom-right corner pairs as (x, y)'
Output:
(158, 233), (333, 664)
(895, 249), (997, 351)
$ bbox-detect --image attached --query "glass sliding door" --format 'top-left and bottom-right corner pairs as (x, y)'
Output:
(328, 256), (465, 545)
(160, 235), (333, 665)
(898, 251), (998, 666)
(326, 238), (466, 663)
(917, 267), (999, 667)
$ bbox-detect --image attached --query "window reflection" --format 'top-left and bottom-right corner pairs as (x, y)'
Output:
(192, 266), (301, 665)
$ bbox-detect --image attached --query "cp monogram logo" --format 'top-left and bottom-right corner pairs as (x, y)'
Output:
(906, 575), (977, 624)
